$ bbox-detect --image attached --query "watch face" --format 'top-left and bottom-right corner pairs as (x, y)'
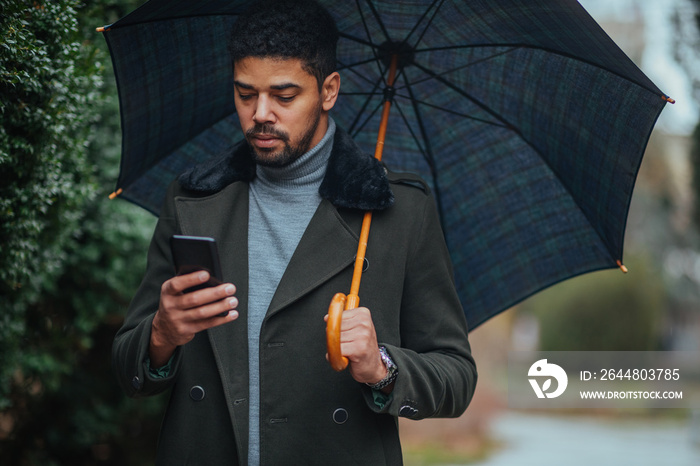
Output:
(380, 347), (395, 367)
(383, 353), (396, 372)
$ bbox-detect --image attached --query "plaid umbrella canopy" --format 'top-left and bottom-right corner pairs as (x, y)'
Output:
(100, 0), (672, 329)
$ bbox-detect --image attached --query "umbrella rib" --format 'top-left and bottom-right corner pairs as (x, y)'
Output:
(396, 47), (520, 91)
(104, 11), (242, 30)
(337, 56), (383, 74)
(354, 0), (388, 82)
(404, 0), (444, 49)
(350, 99), (385, 139)
(412, 43), (665, 98)
(364, 0), (391, 43)
(347, 76), (385, 135)
(391, 100), (427, 157)
(394, 95), (509, 128)
(414, 44), (521, 53)
(335, 39), (409, 91)
(341, 92), (381, 96)
(338, 32), (375, 48)
(337, 58), (382, 87)
(412, 62), (520, 134)
(402, 81), (447, 232)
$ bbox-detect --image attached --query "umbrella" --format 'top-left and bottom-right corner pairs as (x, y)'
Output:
(99, 0), (673, 332)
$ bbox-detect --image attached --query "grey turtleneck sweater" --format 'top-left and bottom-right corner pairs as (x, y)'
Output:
(246, 117), (336, 466)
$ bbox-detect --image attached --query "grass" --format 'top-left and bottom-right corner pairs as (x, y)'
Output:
(402, 439), (500, 466)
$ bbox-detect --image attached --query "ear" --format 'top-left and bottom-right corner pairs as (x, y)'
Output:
(321, 72), (341, 111)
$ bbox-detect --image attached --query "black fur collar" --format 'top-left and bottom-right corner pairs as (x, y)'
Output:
(178, 126), (394, 210)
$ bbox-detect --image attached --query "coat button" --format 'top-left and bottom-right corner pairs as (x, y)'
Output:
(190, 385), (205, 401)
(353, 256), (369, 272)
(332, 408), (348, 425)
(131, 376), (141, 390)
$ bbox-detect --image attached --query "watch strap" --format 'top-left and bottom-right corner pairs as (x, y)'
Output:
(366, 345), (398, 390)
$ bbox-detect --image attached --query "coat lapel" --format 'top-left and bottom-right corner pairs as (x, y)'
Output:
(174, 181), (251, 459)
(265, 200), (360, 318)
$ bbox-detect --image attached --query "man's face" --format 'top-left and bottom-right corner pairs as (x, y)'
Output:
(233, 57), (339, 167)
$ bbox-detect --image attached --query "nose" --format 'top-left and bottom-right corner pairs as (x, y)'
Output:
(253, 95), (275, 125)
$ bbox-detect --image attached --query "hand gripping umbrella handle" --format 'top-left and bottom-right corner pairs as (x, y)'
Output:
(326, 211), (371, 372)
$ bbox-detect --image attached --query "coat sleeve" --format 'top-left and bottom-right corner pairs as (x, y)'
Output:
(111, 181), (184, 398)
(363, 190), (477, 419)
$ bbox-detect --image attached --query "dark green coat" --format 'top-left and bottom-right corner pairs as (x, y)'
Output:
(112, 128), (477, 465)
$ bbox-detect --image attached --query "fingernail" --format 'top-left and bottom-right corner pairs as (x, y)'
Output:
(198, 272), (208, 282)
(229, 311), (239, 319)
(225, 285), (235, 295)
(228, 298), (237, 307)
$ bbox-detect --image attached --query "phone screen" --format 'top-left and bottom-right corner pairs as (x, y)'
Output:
(170, 235), (223, 293)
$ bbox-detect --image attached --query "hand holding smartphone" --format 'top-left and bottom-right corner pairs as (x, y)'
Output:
(150, 236), (232, 364)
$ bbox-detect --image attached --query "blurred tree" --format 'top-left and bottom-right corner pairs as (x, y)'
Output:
(522, 255), (665, 351)
(692, 116), (700, 231)
(673, 0), (700, 230)
(1, 0), (165, 464)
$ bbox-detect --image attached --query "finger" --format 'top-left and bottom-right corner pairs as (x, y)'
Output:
(174, 303), (239, 339)
(181, 293), (239, 320)
(340, 307), (373, 331)
(195, 305), (240, 325)
(176, 282), (237, 310)
(174, 308), (239, 340)
(341, 306), (370, 319)
(166, 271), (211, 295)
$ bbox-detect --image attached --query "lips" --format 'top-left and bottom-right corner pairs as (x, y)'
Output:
(252, 135), (280, 148)
(246, 124), (289, 150)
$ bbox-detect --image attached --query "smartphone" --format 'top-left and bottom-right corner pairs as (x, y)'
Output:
(170, 235), (224, 293)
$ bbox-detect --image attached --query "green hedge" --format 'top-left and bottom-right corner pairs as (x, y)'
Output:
(1, 1), (164, 463)
(1, 0), (102, 405)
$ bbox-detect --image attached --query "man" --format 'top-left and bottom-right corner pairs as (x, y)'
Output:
(112, 1), (477, 465)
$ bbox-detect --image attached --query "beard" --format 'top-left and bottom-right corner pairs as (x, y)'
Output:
(245, 105), (322, 168)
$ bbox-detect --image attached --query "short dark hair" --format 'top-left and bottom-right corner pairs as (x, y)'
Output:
(229, 0), (339, 89)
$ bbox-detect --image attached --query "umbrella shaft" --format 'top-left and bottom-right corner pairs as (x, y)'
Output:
(347, 54), (398, 308)
(372, 105), (391, 162)
(373, 54), (398, 163)
(348, 211), (373, 301)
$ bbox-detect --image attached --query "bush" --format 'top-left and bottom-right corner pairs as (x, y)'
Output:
(0, 0), (102, 406)
(1, 1), (163, 463)
(522, 255), (666, 351)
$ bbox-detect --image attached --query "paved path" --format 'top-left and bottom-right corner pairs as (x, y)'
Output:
(470, 411), (700, 466)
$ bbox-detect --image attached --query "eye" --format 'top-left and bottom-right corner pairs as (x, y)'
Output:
(277, 95), (295, 103)
(237, 93), (254, 101)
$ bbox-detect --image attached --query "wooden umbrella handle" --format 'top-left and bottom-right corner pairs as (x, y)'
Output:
(326, 293), (349, 371)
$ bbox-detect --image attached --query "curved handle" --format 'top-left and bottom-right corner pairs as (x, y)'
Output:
(326, 292), (361, 371)
(326, 293), (349, 371)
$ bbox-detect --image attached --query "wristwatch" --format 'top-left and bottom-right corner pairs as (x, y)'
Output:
(366, 345), (398, 390)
